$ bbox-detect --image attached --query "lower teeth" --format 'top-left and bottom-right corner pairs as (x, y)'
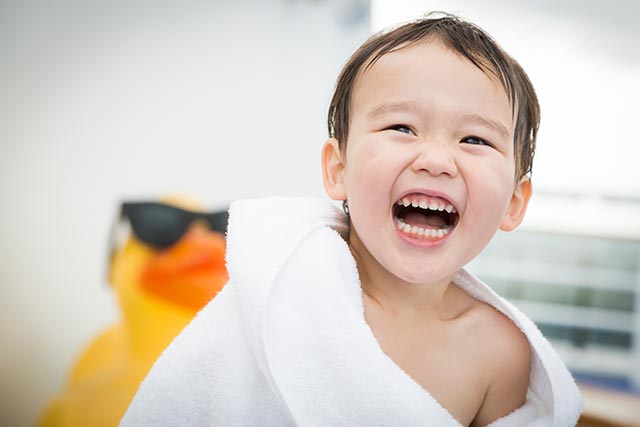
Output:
(395, 218), (450, 239)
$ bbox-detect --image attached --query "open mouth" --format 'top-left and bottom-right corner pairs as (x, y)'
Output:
(392, 194), (459, 241)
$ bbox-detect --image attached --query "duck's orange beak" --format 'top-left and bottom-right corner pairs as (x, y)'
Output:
(140, 226), (228, 311)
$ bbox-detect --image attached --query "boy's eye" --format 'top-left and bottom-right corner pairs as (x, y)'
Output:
(461, 136), (491, 147)
(387, 124), (415, 135)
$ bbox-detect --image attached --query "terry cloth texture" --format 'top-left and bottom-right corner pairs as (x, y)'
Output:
(121, 197), (582, 427)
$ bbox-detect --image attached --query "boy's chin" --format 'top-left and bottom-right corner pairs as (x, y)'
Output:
(391, 268), (458, 287)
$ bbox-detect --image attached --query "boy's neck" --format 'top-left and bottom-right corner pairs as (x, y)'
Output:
(360, 273), (458, 319)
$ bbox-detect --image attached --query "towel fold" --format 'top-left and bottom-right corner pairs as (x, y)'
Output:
(121, 197), (582, 426)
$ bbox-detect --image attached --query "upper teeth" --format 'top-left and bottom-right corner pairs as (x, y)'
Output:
(397, 196), (456, 214)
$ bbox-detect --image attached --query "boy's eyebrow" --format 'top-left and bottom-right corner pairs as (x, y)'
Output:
(367, 101), (420, 119)
(460, 113), (511, 140)
(367, 102), (511, 140)
(367, 101), (511, 139)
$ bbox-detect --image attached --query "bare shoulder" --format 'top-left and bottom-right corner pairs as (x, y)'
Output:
(467, 301), (531, 426)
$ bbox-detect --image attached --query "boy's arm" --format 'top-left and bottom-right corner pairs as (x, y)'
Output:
(471, 317), (532, 427)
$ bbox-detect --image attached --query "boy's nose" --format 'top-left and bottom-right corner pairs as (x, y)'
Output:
(410, 139), (458, 178)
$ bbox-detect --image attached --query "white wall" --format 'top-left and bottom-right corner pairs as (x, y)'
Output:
(0, 1), (369, 425)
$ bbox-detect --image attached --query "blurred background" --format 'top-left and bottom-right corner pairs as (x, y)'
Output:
(1, 0), (638, 426)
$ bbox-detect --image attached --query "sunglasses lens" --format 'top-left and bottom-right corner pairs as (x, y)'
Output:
(205, 210), (229, 234)
(127, 204), (189, 248)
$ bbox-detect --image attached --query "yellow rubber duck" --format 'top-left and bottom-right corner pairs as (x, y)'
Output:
(39, 196), (229, 427)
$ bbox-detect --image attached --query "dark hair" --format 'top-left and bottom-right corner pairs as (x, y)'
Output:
(327, 12), (539, 179)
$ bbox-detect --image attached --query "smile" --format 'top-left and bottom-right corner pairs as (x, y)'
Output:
(392, 194), (459, 241)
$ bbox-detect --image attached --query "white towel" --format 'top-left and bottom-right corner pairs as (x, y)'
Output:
(121, 197), (582, 426)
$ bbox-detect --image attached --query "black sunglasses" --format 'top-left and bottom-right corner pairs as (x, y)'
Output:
(114, 201), (229, 249)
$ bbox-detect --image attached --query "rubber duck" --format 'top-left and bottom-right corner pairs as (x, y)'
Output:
(39, 196), (229, 427)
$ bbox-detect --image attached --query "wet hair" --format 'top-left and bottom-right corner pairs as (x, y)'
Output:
(327, 12), (539, 179)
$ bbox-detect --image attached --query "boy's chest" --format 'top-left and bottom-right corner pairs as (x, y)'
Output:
(364, 310), (488, 426)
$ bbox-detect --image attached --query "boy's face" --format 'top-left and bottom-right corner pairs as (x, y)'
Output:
(322, 40), (531, 286)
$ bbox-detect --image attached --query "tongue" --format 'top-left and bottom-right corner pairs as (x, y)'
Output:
(403, 211), (446, 229)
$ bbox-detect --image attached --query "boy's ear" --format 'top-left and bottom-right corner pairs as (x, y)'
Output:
(321, 138), (347, 201)
(499, 177), (532, 232)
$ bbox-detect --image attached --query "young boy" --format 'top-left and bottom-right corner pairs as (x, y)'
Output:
(122, 13), (581, 427)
